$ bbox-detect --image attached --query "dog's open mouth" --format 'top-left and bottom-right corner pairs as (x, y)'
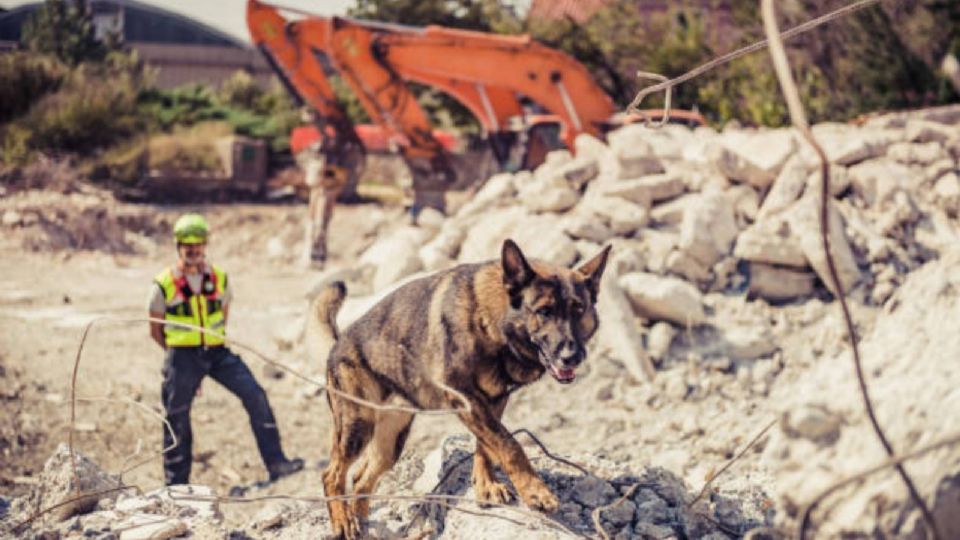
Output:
(547, 363), (577, 384)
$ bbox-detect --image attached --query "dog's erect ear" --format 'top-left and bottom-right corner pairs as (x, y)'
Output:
(501, 239), (534, 306)
(576, 245), (611, 301)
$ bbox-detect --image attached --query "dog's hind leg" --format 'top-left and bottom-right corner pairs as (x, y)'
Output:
(471, 397), (513, 505)
(323, 360), (378, 540)
(350, 408), (413, 518)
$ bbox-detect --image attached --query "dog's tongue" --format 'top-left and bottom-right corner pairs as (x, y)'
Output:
(550, 364), (576, 383)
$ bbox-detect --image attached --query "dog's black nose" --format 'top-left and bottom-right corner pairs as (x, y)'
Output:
(556, 341), (583, 367)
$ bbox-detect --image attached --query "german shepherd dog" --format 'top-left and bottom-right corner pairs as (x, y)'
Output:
(313, 239), (611, 539)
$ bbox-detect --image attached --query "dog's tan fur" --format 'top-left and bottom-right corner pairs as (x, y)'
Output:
(313, 240), (610, 539)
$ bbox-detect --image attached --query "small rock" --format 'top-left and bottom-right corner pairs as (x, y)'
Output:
(905, 118), (956, 143)
(117, 513), (187, 540)
(748, 263), (815, 302)
(603, 499), (636, 527)
(781, 403), (843, 443)
(602, 172), (685, 205)
(2, 210), (22, 227)
(571, 476), (617, 507)
(734, 216), (807, 268)
(563, 213), (614, 243)
(650, 194), (697, 226)
(647, 322), (677, 364)
(249, 502), (288, 530)
(721, 326), (778, 361)
(115, 494), (161, 514)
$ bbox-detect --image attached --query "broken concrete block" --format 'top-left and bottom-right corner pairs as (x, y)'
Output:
(678, 192), (739, 267)
(711, 129), (796, 188)
(603, 172), (685, 205)
(117, 513), (187, 540)
(665, 249), (712, 283)
(360, 226), (428, 292)
(721, 325), (778, 361)
(650, 194), (696, 226)
(748, 263), (815, 301)
(556, 156), (600, 189)
(759, 156), (808, 219)
(563, 212), (615, 243)
(905, 118), (957, 144)
(597, 278), (656, 382)
(887, 141), (948, 166)
(619, 272), (706, 326)
(847, 158), (914, 207)
(787, 194), (861, 296)
(733, 216), (807, 268)
(801, 125), (899, 165)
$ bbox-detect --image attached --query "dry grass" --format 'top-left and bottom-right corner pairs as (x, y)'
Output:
(146, 121), (231, 174)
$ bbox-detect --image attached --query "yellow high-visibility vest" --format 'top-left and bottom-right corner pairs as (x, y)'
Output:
(154, 265), (227, 347)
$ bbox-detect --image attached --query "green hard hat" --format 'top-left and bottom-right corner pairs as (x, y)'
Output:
(173, 213), (209, 244)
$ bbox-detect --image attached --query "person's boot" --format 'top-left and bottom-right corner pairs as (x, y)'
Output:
(268, 457), (305, 482)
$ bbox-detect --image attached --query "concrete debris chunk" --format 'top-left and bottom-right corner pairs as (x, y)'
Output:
(602, 172), (685, 205)
(677, 192), (739, 267)
(619, 272), (706, 326)
(711, 129), (796, 188)
(117, 513), (187, 540)
(787, 194), (861, 296)
(748, 263), (815, 301)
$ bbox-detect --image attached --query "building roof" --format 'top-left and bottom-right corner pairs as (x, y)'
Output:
(0, 0), (251, 47)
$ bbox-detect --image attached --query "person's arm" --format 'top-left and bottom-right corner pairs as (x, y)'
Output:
(149, 314), (167, 350)
(147, 284), (167, 351)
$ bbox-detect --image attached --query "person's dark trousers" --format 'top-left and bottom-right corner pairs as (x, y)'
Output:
(161, 346), (285, 485)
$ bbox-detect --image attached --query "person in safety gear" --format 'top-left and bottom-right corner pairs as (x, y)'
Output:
(147, 213), (303, 485)
(291, 108), (349, 267)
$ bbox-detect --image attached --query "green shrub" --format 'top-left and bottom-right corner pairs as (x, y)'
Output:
(19, 65), (142, 153)
(0, 52), (68, 124)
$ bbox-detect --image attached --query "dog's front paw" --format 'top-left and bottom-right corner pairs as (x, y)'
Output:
(474, 477), (514, 506)
(330, 509), (362, 540)
(519, 481), (559, 513)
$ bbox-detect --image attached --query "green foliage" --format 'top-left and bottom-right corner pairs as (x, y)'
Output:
(137, 74), (300, 153)
(20, 0), (109, 67)
(2, 59), (145, 165)
(348, 0), (521, 32)
(0, 53), (68, 124)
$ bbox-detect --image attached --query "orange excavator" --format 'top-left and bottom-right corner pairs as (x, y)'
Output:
(246, 0), (622, 212)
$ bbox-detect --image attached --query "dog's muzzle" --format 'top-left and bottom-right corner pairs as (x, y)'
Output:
(545, 343), (584, 384)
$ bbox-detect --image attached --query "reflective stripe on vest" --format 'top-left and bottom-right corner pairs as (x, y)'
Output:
(154, 265), (227, 347)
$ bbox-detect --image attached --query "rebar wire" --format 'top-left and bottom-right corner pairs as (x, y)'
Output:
(798, 431), (960, 539)
(65, 316), (472, 506)
(689, 418), (777, 508)
(626, 0), (882, 115)
(759, 1), (941, 539)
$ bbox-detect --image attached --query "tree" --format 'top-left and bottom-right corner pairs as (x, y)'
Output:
(20, 0), (108, 67)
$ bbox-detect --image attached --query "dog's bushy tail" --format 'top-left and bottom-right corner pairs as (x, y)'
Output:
(311, 280), (346, 365)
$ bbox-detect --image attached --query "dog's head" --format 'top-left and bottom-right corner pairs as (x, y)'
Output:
(500, 239), (611, 384)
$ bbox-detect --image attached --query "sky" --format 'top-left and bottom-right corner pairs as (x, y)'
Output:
(0, 0), (355, 44)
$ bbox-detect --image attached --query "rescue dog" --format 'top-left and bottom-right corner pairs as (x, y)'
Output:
(314, 239), (611, 539)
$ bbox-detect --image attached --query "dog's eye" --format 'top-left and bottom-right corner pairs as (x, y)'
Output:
(572, 303), (585, 315)
(536, 306), (553, 318)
